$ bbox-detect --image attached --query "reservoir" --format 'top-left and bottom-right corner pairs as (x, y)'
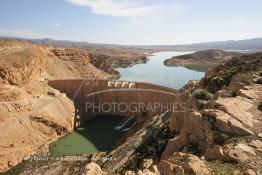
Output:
(50, 51), (206, 156)
(116, 51), (205, 89)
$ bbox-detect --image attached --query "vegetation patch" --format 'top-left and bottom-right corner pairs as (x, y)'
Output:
(258, 102), (262, 112)
(233, 74), (252, 85)
(184, 64), (214, 72)
(208, 161), (241, 175)
(118, 126), (174, 173)
(256, 78), (262, 84)
(192, 89), (213, 100)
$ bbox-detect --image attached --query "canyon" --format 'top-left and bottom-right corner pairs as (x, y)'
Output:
(0, 39), (261, 175)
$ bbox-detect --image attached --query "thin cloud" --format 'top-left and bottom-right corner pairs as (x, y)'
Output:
(53, 23), (62, 27)
(67, 0), (165, 17)
(0, 29), (65, 40)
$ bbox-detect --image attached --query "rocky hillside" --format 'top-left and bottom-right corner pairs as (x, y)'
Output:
(0, 41), (46, 85)
(48, 47), (115, 79)
(164, 49), (241, 69)
(164, 52), (262, 175)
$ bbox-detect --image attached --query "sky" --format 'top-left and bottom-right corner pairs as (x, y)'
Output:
(0, 0), (262, 45)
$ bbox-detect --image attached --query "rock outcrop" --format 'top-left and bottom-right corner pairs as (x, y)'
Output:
(0, 44), (46, 85)
(165, 111), (213, 157)
(158, 152), (210, 175)
(111, 56), (149, 68)
(48, 47), (115, 79)
(85, 163), (107, 175)
(199, 52), (262, 93)
(89, 53), (120, 74)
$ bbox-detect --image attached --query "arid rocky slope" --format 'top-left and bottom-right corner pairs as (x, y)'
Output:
(163, 53), (262, 175)
(0, 46), (75, 172)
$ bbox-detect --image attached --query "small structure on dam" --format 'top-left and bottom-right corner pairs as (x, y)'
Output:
(49, 79), (187, 127)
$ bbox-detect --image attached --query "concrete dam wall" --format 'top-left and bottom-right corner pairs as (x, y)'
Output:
(49, 79), (186, 127)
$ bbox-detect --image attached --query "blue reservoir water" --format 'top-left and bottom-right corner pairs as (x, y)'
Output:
(116, 51), (205, 89)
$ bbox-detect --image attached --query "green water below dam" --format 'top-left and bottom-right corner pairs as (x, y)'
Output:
(50, 116), (134, 156)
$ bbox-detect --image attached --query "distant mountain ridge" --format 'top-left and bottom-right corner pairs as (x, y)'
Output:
(0, 36), (262, 51)
(133, 38), (262, 51)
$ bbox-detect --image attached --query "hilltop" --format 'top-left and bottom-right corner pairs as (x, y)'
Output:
(164, 49), (241, 72)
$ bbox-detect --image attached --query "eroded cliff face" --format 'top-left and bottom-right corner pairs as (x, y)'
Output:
(88, 53), (120, 75)
(49, 48), (116, 79)
(0, 91), (75, 172)
(0, 43), (46, 85)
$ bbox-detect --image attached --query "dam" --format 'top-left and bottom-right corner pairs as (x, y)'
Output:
(48, 79), (187, 155)
(49, 79), (187, 127)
